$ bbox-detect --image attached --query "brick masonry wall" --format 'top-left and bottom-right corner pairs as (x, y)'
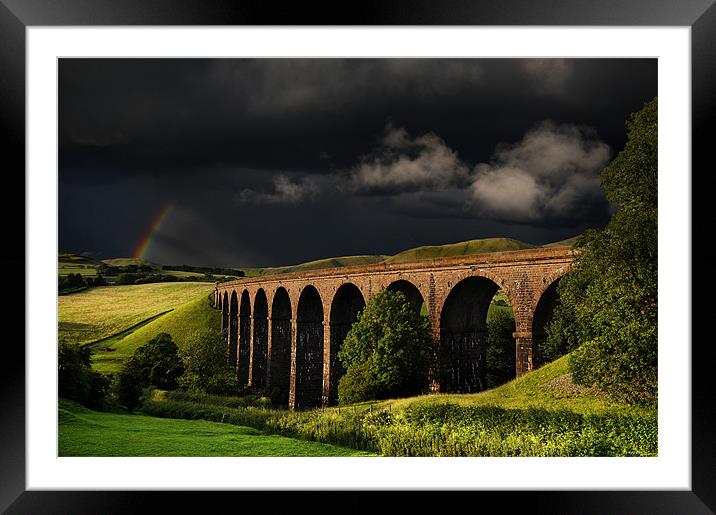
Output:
(217, 248), (573, 410)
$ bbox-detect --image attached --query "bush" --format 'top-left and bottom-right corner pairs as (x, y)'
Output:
(338, 289), (434, 404)
(58, 273), (87, 292)
(114, 333), (184, 410)
(485, 310), (516, 388)
(337, 361), (376, 405)
(178, 327), (237, 395)
(545, 98), (657, 404)
(58, 341), (110, 409)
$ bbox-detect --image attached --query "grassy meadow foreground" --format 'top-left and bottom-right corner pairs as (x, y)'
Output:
(59, 399), (372, 457)
(141, 355), (656, 457)
(58, 278), (654, 457)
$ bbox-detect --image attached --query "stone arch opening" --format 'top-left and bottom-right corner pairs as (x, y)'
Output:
(295, 286), (324, 410)
(221, 291), (229, 339)
(237, 290), (251, 385)
(485, 287), (516, 389)
(532, 278), (562, 368)
(387, 280), (426, 316)
(251, 289), (269, 388)
(328, 283), (366, 405)
(439, 276), (501, 393)
(270, 287), (292, 406)
(228, 291), (239, 367)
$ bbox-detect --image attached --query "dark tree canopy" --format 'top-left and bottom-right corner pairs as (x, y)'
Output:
(545, 97), (658, 404)
(338, 289), (434, 404)
(178, 327), (237, 395)
(115, 332), (185, 410)
(58, 341), (110, 409)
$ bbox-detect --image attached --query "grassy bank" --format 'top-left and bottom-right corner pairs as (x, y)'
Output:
(90, 292), (220, 374)
(58, 282), (214, 346)
(142, 355), (657, 457)
(59, 399), (373, 457)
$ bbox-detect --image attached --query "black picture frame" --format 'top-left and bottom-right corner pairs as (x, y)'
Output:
(2, 1), (713, 512)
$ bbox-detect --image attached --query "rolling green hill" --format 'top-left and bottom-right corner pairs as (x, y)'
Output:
(90, 291), (219, 374)
(58, 282), (214, 347)
(244, 255), (388, 277)
(246, 235), (577, 276)
(542, 235), (580, 248)
(60, 233), (579, 281)
(385, 237), (535, 264)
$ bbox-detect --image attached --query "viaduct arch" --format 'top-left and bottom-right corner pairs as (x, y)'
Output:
(215, 247), (573, 410)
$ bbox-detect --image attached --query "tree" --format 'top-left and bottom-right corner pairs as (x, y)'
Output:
(178, 328), (236, 394)
(338, 289), (434, 404)
(58, 341), (110, 409)
(545, 97), (657, 404)
(114, 333), (185, 410)
(485, 310), (516, 389)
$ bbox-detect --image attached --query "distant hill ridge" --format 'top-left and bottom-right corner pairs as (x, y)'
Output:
(61, 235), (578, 278)
(244, 235), (576, 276)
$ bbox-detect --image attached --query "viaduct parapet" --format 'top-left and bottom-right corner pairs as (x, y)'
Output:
(214, 247), (574, 410)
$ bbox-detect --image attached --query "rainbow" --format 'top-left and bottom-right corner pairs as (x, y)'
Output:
(132, 201), (174, 259)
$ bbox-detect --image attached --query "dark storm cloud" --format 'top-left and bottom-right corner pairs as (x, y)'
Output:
(59, 58), (657, 267)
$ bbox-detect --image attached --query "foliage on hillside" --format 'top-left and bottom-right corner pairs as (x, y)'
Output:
(545, 98), (658, 404)
(114, 333), (185, 410)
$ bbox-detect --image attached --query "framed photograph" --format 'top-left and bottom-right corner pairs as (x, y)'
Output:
(3, 0), (713, 512)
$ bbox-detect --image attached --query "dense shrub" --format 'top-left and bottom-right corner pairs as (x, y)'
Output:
(58, 341), (110, 409)
(338, 289), (434, 404)
(58, 273), (87, 292)
(485, 310), (516, 388)
(114, 333), (184, 410)
(545, 98), (658, 404)
(178, 328), (237, 394)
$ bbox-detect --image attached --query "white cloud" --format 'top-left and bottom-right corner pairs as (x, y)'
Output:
(347, 124), (470, 193)
(235, 120), (611, 224)
(469, 121), (611, 222)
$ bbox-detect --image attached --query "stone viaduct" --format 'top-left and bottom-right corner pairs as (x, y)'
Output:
(214, 247), (573, 410)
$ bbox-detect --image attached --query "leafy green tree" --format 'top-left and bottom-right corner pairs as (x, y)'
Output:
(178, 328), (236, 394)
(545, 97), (657, 404)
(58, 341), (110, 409)
(114, 333), (185, 410)
(338, 289), (434, 404)
(485, 310), (516, 389)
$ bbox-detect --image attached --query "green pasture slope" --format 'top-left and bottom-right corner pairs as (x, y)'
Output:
(91, 291), (219, 374)
(143, 354), (657, 457)
(58, 400), (372, 457)
(58, 282), (214, 347)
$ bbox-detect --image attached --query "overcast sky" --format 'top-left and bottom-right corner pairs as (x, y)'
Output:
(59, 58), (656, 268)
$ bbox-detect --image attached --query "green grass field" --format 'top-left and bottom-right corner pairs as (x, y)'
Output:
(59, 400), (372, 457)
(143, 354), (656, 457)
(58, 282), (214, 347)
(90, 292), (220, 374)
